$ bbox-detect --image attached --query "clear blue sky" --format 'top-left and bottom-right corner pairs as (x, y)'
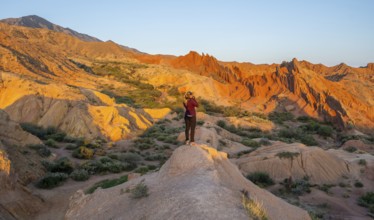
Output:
(1, 0), (374, 66)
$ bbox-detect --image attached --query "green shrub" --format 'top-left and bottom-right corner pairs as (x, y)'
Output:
(65, 144), (79, 150)
(318, 184), (335, 194)
(122, 162), (138, 171)
(269, 112), (294, 124)
(344, 146), (357, 153)
(45, 139), (57, 148)
(28, 144), (51, 157)
(20, 123), (48, 139)
(42, 157), (74, 174)
(131, 182), (149, 198)
(358, 192), (374, 214)
(135, 166), (149, 175)
(80, 160), (104, 174)
(80, 158), (133, 174)
(45, 132), (66, 142)
(241, 139), (260, 148)
(72, 146), (94, 159)
(259, 138), (271, 146)
(36, 172), (68, 189)
(86, 175), (128, 194)
(147, 164), (158, 170)
(317, 125), (333, 137)
(246, 172), (274, 188)
(197, 120), (204, 126)
(145, 154), (166, 161)
(276, 151), (300, 160)
(70, 169), (90, 181)
(290, 179), (311, 195)
(217, 120), (226, 128)
(299, 134), (318, 146)
(37, 147), (52, 157)
(358, 159), (367, 166)
(20, 123), (62, 140)
(297, 116), (313, 122)
(278, 129), (297, 139)
(354, 181), (364, 188)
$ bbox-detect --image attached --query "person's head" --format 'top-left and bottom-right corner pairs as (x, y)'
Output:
(184, 91), (193, 99)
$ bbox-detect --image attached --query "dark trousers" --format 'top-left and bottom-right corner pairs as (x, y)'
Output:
(185, 115), (196, 142)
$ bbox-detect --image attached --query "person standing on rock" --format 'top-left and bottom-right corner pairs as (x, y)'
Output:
(183, 91), (199, 146)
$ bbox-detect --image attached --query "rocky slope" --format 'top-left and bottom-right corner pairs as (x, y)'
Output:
(236, 142), (353, 184)
(0, 15), (101, 42)
(65, 144), (311, 220)
(0, 72), (169, 141)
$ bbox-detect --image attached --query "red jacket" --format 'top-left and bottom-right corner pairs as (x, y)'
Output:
(183, 98), (199, 117)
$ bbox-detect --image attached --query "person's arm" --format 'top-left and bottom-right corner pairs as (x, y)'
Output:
(191, 97), (199, 107)
(183, 100), (187, 108)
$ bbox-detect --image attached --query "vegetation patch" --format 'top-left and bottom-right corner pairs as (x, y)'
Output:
(358, 192), (374, 215)
(241, 138), (260, 148)
(344, 146), (357, 153)
(42, 157), (74, 174)
(282, 177), (311, 196)
(20, 123), (67, 141)
(86, 175), (128, 194)
(246, 172), (274, 188)
(241, 190), (268, 220)
(131, 182), (149, 199)
(72, 146), (94, 159)
(28, 144), (51, 157)
(36, 172), (68, 189)
(70, 169), (90, 181)
(276, 151), (300, 160)
(269, 112), (294, 124)
(358, 159), (367, 166)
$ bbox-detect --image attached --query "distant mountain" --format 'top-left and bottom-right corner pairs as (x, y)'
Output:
(0, 15), (101, 42)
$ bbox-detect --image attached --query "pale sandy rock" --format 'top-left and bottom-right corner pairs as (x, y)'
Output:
(65, 145), (310, 220)
(236, 142), (351, 184)
(285, 105), (295, 111)
(0, 110), (41, 147)
(143, 108), (171, 120)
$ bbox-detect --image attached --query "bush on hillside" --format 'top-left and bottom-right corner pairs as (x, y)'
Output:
(241, 138), (260, 148)
(70, 169), (90, 181)
(36, 172), (68, 189)
(28, 144), (51, 157)
(358, 192), (374, 214)
(268, 112), (294, 124)
(246, 172), (274, 188)
(131, 182), (149, 199)
(86, 175), (128, 194)
(72, 146), (94, 159)
(276, 151), (300, 160)
(42, 157), (74, 174)
(45, 139), (57, 148)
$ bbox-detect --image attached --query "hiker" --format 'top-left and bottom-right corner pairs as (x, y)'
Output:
(183, 91), (199, 145)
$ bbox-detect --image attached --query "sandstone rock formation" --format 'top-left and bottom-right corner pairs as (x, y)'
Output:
(65, 145), (310, 220)
(236, 142), (357, 184)
(0, 72), (161, 141)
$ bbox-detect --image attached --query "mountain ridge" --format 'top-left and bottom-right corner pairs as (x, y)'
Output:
(0, 15), (101, 42)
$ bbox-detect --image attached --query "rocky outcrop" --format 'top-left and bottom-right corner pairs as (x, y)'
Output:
(0, 72), (160, 141)
(236, 142), (352, 184)
(0, 15), (101, 42)
(65, 144), (310, 220)
(0, 109), (41, 147)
